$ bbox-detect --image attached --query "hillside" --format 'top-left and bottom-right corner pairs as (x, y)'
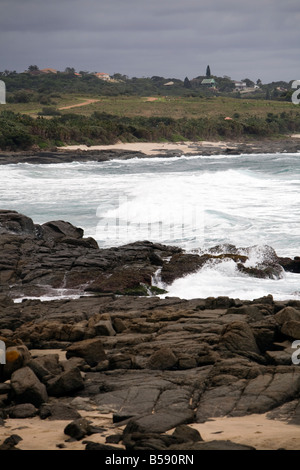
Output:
(0, 71), (299, 151)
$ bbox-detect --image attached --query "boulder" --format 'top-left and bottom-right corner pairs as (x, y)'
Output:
(281, 321), (300, 340)
(160, 253), (207, 285)
(28, 354), (63, 382)
(3, 344), (31, 379)
(42, 220), (84, 241)
(0, 210), (35, 235)
(278, 256), (300, 273)
(46, 367), (84, 397)
(66, 338), (107, 366)
(64, 418), (92, 441)
(0, 434), (23, 451)
(172, 424), (203, 443)
(109, 354), (133, 370)
(147, 347), (178, 370)
(93, 320), (116, 337)
(275, 307), (300, 326)
(219, 321), (261, 357)
(10, 366), (48, 407)
(39, 403), (81, 420)
(8, 403), (38, 419)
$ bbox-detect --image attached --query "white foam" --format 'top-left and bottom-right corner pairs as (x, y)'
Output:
(156, 259), (300, 301)
(1, 153), (300, 301)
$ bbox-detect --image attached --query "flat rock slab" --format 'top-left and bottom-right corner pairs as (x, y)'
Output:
(124, 409), (195, 434)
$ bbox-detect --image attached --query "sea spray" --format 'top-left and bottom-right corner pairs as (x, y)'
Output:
(1, 152), (300, 300)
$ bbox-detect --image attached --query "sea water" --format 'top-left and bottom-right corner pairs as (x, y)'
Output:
(1, 152), (299, 301)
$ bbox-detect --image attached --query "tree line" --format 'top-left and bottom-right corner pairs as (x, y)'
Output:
(1, 110), (300, 151)
(0, 69), (294, 102)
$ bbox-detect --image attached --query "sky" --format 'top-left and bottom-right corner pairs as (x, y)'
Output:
(0, 0), (299, 83)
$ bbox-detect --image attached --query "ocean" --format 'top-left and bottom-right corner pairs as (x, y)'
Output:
(1, 152), (300, 301)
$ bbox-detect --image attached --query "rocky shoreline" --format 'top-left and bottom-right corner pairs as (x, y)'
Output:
(0, 138), (300, 165)
(1, 211), (300, 451)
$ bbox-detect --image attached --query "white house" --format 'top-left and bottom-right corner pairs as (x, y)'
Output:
(234, 81), (247, 90)
(94, 73), (111, 81)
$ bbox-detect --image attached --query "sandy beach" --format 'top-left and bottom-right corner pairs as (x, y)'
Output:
(61, 140), (230, 156)
(1, 413), (299, 450)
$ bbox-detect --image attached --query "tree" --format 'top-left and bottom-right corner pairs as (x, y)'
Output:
(206, 65), (211, 77)
(184, 77), (192, 88)
(256, 79), (262, 86)
(266, 88), (271, 100)
(242, 78), (255, 87)
(64, 67), (76, 74)
(27, 65), (39, 73)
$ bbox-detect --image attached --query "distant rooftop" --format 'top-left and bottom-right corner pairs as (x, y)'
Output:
(201, 78), (216, 85)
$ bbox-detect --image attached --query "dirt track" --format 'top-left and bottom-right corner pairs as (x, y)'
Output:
(58, 99), (100, 110)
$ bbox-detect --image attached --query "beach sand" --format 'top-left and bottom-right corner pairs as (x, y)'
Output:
(61, 141), (229, 156)
(191, 414), (300, 451)
(1, 412), (299, 450)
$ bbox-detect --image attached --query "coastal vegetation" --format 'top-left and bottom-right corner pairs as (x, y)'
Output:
(1, 106), (300, 151)
(0, 69), (299, 150)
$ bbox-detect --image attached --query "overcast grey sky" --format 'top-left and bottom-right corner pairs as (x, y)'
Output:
(0, 0), (299, 83)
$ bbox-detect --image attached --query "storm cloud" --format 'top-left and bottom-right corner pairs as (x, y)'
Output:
(0, 0), (299, 82)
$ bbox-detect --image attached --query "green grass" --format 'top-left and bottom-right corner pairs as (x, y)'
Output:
(3, 94), (298, 121)
(59, 95), (298, 120)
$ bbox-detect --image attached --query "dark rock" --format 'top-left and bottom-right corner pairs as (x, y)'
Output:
(84, 441), (124, 450)
(123, 409), (194, 434)
(109, 354), (133, 370)
(8, 403), (38, 419)
(275, 307), (300, 326)
(160, 253), (208, 285)
(66, 338), (107, 366)
(123, 431), (179, 451)
(219, 321), (261, 358)
(205, 296), (236, 309)
(253, 294), (274, 305)
(0, 383), (11, 395)
(106, 434), (123, 444)
(252, 318), (279, 352)
(28, 354), (63, 382)
(46, 367), (84, 397)
(0, 434), (23, 451)
(237, 263), (283, 279)
(10, 366), (48, 407)
(39, 403), (81, 420)
(147, 347), (178, 370)
(64, 418), (92, 440)
(42, 220), (84, 241)
(278, 256), (300, 273)
(86, 268), (152, 295)
(168, 440), (256, 450)
(3, 345), (31, 379)
(281, 321), (300, 340)
(0, 210), (35, 235)
(93, 320), (116, 336)
(226, 305), (265, 322)
(172, 424), (203, 443)
(56, 443), (67, 449)
(112, 318), (127, 333)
